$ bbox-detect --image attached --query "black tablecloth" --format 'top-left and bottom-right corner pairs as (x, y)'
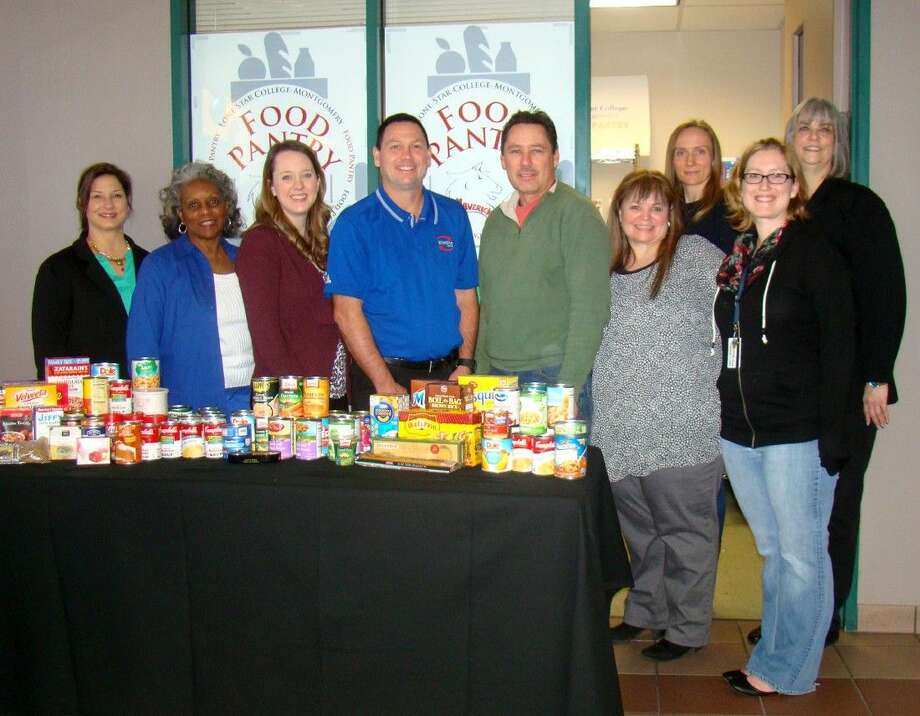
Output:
(1, 446), (630, 715)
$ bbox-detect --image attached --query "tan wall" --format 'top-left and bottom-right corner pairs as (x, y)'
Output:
(858, 2), (920, 614)
(0, 0), (173, 379)
(590, 29), (783, 212)
(782, 0), (835, 117)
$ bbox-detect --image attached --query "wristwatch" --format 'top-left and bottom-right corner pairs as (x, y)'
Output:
(455, 357), (476, 371)
(867, 381), (886, 389)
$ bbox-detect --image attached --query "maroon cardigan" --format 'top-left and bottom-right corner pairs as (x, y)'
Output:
(236, 224), (341, 380)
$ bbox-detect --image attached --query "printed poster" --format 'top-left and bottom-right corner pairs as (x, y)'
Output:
(191, 28), (367, 226)
(385, 22), (575, 247)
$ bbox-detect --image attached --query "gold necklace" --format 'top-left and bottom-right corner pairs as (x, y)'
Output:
(89, 239), (130, 268)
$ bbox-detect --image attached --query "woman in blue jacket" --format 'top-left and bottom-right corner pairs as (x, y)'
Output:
(127, 163), (254, 414)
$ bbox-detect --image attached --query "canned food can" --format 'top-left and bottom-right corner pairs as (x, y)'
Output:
(134, 388), (168, 416)
(531, 432), (556, 476)
(279, 376), (304, 417)
(108, 379), (133, 415)
(511, 430), (534, 473)
(268, 417), (294, 460)
(294, 418), (322, 460)
(493, 387), (521, 423)
(251, 376), (280, 417)
(223, 424), (251, 456)
(140, 421), (161, 461)
(114, 420), (142, 464)
(352, 410), (372, 454)
(553, 420), (587, 479)
(168, 405), (194, 421)
(302, 376), (330, 418)
(335, 444), (356, 467)
(230, 410), (256, 442)
(519, 382), (548, 436)
(253, 415), (270, 453)
(160, 420), (181, 459)
(547, 384), (576, 426)
(327, 415), (355, 463)
(81, 416), (106, 437)
(131, 358), (160, 391)
(180, 416), (204, 459)
(482, 411), (512, 438)
(91, 362), (120, 380)
(204, 419), (225, 459)
(482, 436), (513, 473)
(63, 411), (85, 427)
(82, 377), (109, 416)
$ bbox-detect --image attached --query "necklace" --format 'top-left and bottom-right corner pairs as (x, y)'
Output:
(89, 238), (130, 268)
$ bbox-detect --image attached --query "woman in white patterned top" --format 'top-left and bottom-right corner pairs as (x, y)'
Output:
(592, 170), (723, 662)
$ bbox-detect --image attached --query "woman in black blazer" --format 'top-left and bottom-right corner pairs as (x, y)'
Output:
(31, 162), (149, 378)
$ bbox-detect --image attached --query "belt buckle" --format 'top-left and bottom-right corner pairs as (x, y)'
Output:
(428, 359), (435, 373)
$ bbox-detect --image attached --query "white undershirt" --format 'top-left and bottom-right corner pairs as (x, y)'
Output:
(213, 272), (255, 389)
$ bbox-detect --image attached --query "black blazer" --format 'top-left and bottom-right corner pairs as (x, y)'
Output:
(31, 234), (149, 379)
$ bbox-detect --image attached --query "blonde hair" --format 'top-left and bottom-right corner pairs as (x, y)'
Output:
(724, 138), (808, 232)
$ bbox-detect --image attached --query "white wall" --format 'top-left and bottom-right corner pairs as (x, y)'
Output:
(590, 29), (783, 211)
(0, 0), (173, 379)
(858, 3), (920, 609)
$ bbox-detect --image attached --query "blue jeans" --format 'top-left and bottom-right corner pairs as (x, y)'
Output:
(721, 438), (837, 695)
(489, 365), (593, 433)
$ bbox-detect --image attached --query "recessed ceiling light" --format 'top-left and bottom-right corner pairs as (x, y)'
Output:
(590, 1), (679, 7)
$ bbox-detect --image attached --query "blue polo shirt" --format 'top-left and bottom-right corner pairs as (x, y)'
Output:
(326, 186), (478, 361)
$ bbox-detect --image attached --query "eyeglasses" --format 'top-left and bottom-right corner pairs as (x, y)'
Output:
(742, 172), (793, 185)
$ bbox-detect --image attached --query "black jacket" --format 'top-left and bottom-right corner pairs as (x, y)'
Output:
(805, 177), (906, 405)
(31, 234), (149, 379)
(683, 193), (737, 256)
(715, 220), (855, 473)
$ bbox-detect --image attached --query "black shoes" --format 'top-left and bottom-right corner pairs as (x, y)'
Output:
(641, 639), (699, 661)
(609, 622), (646, 642)
(747, 624), (840, 647)
(722, 669), (776, 697)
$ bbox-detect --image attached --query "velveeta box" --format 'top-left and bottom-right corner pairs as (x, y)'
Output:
(4, 382), (65, 409)
(45, 357), (91, 412)
(370, 436), (464, 465)
(424, 381), (474, 413)
(370, 393), (410, 438)
(435, 411), (483, 467)
(457, 375), (519, 413)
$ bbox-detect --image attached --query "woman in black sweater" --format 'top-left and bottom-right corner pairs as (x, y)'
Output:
(715, 138), (854, 697)
(31, 163), (148, 378)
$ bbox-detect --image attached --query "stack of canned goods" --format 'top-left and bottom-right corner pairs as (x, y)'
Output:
(481, 382), (587, 479)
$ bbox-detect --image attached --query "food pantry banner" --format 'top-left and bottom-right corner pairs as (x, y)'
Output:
(191, 28), (367, 226)
(385, 22), (575, 247)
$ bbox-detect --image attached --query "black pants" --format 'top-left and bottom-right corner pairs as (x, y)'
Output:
(828, 409), (878, 626)
(348, 361), (455, 413)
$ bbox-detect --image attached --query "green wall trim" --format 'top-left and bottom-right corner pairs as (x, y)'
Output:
(170, 0), (193, 168)
(574, 0), (591, 196)
(842, 0), (872, 634)
(366, 0), (382, 193)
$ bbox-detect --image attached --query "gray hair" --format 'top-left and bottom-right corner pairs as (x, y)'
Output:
(784, 97), (849, 179)
(159, 162), (243, 240)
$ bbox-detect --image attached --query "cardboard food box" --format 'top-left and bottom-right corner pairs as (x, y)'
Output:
(4, 382), (66, 409)
(1, 408), (33, 442)
(33, 406), (64, 441)
(49, 425), (80, 460)
(44, 357), (91, 411)
(370, 393), (410, 438)
(370, 436), (464, 465)
(434, 411), (483, 467)
(457, 375), (519, 413)
(409, 379), (438, 408)
(77, 436), (111, 465)
(397, 409), (440, 440)
(424, 381), (474, 413)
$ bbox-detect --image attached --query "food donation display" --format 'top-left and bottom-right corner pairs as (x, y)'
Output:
(1, 360), (587, 479)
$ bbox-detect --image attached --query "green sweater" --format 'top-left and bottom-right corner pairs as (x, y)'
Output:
(475, 182), (611, 392)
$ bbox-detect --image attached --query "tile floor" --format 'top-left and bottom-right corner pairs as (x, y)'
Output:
(613, 619), (920, 715)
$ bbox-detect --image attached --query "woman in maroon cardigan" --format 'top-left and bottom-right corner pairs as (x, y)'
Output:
(236, 140), (347, 408)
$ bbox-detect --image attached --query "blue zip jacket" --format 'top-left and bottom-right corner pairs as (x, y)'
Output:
(127, 234), (244, 413)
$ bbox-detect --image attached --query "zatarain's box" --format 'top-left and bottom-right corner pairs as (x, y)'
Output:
(45, 357), (91, 411)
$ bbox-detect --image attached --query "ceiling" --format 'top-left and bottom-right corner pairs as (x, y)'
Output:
(592, 0), (785, 33)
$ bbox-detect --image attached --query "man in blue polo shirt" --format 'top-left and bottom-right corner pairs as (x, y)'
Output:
(326, 113), (479, 410)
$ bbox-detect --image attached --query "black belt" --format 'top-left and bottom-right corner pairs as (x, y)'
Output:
(383, 348), (458, 373)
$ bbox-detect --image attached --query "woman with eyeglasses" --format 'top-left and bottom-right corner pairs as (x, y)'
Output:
(665, 120), (737, 255)
(715, 138), (854, 697)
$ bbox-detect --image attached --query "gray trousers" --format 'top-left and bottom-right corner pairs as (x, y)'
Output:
(611, 456), (722, 647)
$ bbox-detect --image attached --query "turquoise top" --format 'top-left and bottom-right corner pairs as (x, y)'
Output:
(94, 248), (136, 312)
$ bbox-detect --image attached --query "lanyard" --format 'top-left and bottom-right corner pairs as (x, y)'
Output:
(732, 264), (751, 331)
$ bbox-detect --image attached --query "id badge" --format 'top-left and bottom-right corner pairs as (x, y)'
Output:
(727, 337), (740, 369)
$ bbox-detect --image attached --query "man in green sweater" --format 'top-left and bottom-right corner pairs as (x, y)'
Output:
(475, 110), (611, 420)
